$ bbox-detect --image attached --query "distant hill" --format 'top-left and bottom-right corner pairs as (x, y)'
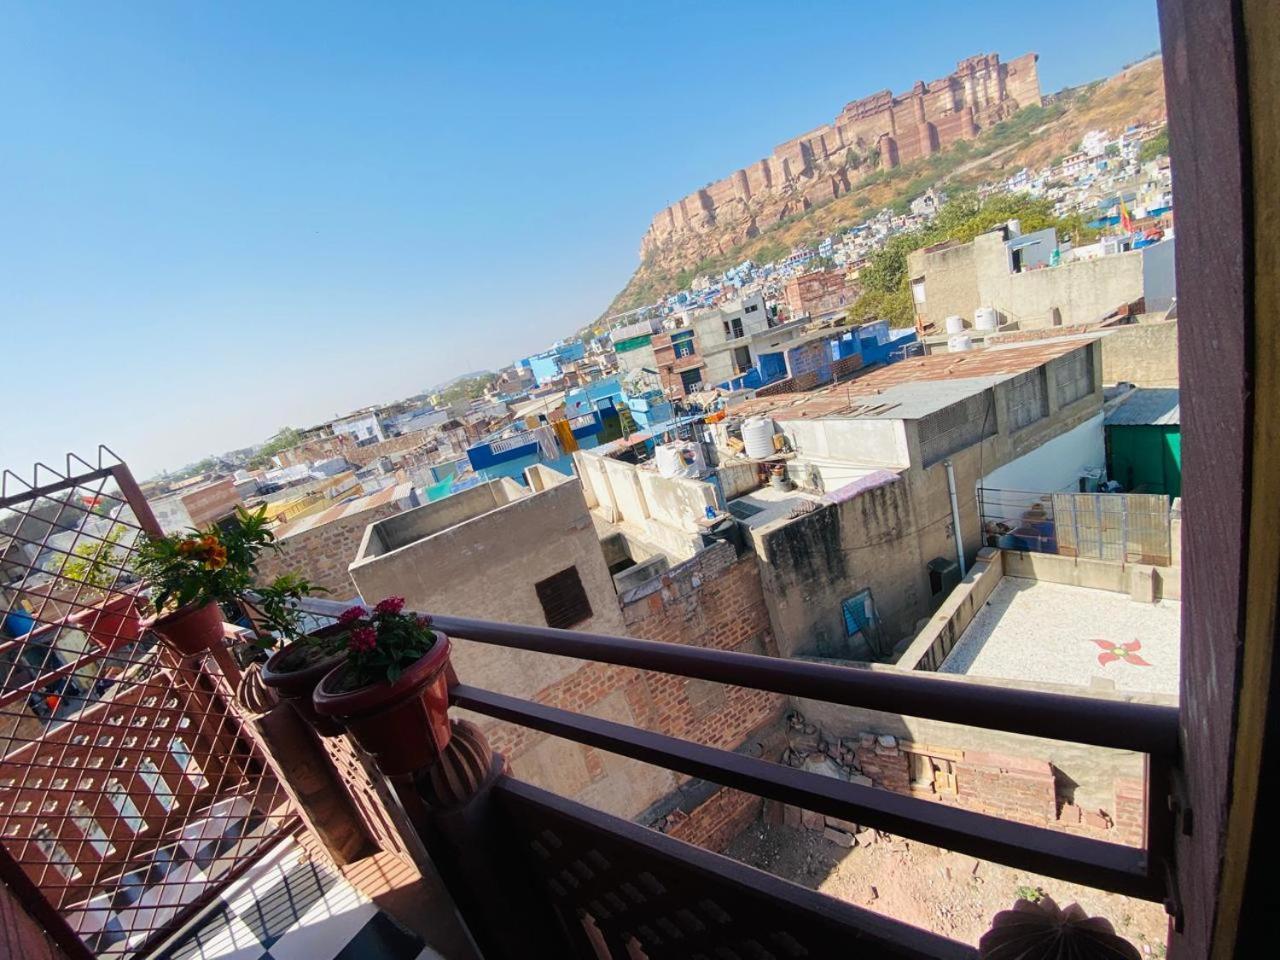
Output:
(426, 369), (491, 394)
(602, 56), (1166, 320)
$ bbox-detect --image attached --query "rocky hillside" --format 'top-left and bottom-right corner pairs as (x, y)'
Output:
(602, 57), (1167, 320)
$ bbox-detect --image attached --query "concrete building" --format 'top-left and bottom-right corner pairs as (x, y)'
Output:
(728, 339), (1108, 661)
(782, 270), (858, 323)
(611, 325), (660, 381)
(582, 338), (1107, 667)
(687, 292), (772, 388)
(254, 483), (419, 596)
(149, 478), (244, 534)
(345, 466), (782, 828)
(906, 223), (1176, 339)
(330, 413), (385, 446)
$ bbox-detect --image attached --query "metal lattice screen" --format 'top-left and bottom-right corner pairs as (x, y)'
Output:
(978, 486), (1173, 565)
(0, 451), (296, 958)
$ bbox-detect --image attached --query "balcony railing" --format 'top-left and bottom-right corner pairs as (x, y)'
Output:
(295, 596), (1181, 958)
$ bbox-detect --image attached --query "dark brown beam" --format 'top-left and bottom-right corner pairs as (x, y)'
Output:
(453, 683), (1163, 901)
(428, 612), (1179, 756)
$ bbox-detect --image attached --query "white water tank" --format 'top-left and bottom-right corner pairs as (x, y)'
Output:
(742, 418), (776, 460)
(655, 441), (708, 479)
(974, 306), (999, 331)
(944, 314), (965, 334)
(948, 334), (973, 353)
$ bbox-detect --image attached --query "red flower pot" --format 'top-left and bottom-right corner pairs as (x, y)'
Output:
(150, 601), (225, 657)
(313, 632), (453, 776)
(67, 593), (145, 651)
(260, 626), (349, 737)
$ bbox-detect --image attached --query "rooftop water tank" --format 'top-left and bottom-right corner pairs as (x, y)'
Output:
(742, 417), (776, 460)
(944, 315), (965, 334)
(948, 334), (973, 353)
(974, 306), (999, 331)
(655, 441), (709, 479)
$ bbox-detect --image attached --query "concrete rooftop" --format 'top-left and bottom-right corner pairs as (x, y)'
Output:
(726, 484), (825, 531)
(937, 577), (1181, 697)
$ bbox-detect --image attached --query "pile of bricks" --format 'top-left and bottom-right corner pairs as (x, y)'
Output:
(777, 712), (1143, 848)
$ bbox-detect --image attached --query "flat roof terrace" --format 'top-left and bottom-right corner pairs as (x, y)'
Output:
(936, 576), (1181, 697)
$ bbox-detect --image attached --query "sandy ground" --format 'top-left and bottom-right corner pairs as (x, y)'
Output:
(723, 821), (1169, 957)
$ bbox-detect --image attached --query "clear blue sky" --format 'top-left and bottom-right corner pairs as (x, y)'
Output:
(0, 1), (1161, 478)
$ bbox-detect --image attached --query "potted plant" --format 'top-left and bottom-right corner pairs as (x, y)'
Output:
(59, 524), (147, 650)
(256, 574), (348, 734)
(312, 598), (453, 775)
(132, 506), (321, 658)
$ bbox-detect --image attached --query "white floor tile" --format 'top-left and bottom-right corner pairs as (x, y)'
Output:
(264, 882), (377, 960)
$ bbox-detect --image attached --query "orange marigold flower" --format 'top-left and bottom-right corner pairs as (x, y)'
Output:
(178, 539), (199, 555)
(205, 546), (228, 570)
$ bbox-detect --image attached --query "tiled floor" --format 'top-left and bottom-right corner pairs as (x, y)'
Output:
(152, 839), (442, 960)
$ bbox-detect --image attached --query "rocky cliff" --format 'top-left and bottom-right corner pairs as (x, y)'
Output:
(640, 53), (1040, 267)
(601, 55), (1166, 322)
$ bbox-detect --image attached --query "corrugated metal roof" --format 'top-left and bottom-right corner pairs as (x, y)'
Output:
(734, 339), (1096, 422)
(276, 483), (412, 539)
(1104, 388), (1181, 426)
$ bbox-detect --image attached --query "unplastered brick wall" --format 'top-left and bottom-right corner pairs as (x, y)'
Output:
(782, 710), (1144, 847)
(662, 787), (763, 853)
(343, 434), (432, 467)
(484, 542), (787, 848)
(256, 502), (404, 597)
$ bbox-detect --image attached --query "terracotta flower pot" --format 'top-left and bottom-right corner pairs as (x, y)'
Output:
(313, 632), (453, 776)
(260, 625), (349, 736)
(150, 601), (226, 657)
(68, 593), (145, 651)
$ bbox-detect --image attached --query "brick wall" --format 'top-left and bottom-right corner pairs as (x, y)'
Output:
(484, 543), (787, 848)
(256, 501), (405, 597)
(662, 788), (763, 852)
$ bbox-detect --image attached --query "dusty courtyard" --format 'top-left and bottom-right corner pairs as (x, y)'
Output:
(723, 820), (1169, 956)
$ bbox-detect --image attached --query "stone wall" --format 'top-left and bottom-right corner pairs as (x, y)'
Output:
(1099, 320), (1179, 387)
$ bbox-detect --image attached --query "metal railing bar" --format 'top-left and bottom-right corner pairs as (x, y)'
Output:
(496, 776), (978, 960)
(453, 683), (1162, 901)
(404, 609), (1180, 756)
(0, 467), (115, 510)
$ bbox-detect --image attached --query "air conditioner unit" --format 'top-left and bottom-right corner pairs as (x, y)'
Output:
(927, 556), (961, 598)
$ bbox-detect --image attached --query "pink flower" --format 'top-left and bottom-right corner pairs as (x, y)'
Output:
(338, 605), (367, 624)
(374, 596), (405, 616)
(348, 625), (377, 652)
